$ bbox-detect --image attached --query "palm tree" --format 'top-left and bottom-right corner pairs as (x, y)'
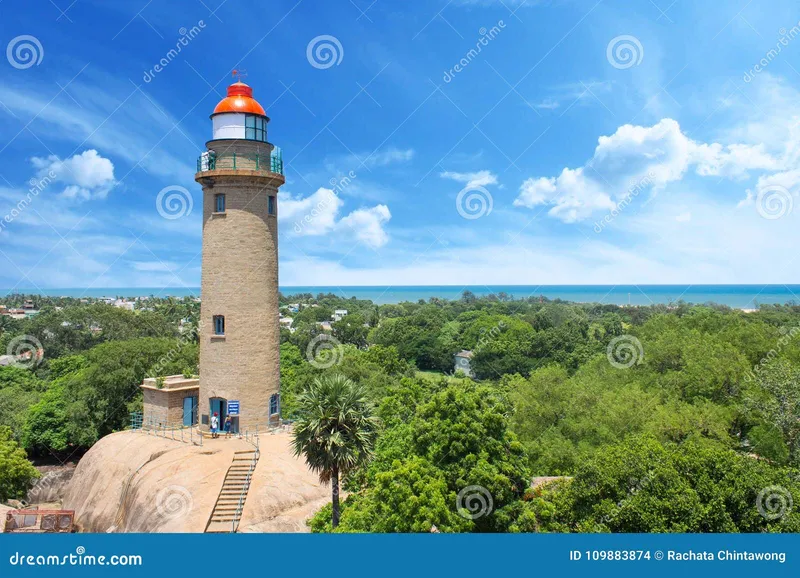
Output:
(292, 374), (380, 528)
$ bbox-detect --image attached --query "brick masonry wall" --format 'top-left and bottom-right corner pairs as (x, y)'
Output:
(142, 388), (198, 426)
(196, 138), (284, 432)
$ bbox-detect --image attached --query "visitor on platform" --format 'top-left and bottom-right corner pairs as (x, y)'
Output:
(224, 414), (232, 438)
(210, 412), (219, 439)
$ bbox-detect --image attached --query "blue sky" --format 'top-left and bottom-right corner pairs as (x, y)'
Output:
(1, 0), (800, 290)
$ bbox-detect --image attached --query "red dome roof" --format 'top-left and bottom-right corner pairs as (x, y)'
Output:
(212, 82), (266, 116)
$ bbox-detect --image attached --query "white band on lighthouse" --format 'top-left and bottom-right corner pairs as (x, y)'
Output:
(212, 113), (246, 140)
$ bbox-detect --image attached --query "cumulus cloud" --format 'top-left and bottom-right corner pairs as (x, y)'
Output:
(440, 170), (498, 189)
(278, 187), (391, 248)
(338, 205), (391, 248)
(514, 118), (784, 222)
(279, 188), (344, 235)
(31, 149), (116, 200)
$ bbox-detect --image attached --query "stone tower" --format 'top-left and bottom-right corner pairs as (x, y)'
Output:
(194, 80), (284, 432)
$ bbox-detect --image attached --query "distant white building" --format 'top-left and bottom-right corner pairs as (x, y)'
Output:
(279, 317), (294, 330)
(332, 309), (348, 322)
(454, 350), (474, 377)
(113, 299), (136, 311)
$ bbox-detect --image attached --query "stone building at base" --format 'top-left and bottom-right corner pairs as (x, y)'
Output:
(140, 375), (199, 428)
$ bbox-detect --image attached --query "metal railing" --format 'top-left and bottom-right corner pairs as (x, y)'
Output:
(128, 411), (202, 446)
(197, 147), (284, 175)
(231, 448), (259, 533)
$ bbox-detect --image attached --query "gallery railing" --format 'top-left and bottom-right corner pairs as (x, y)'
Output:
(196, 147), (284, 175)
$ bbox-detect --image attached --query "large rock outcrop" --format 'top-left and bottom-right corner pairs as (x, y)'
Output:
(62, 430), (328, 533)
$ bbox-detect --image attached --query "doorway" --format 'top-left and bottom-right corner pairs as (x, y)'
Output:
(209, 397), (226, 430)
(183, 395), (198, 426)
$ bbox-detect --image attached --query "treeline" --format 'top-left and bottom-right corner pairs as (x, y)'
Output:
(2, 291), (800, 533)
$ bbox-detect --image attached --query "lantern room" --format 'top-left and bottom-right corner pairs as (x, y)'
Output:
(210, 81), (269, 142)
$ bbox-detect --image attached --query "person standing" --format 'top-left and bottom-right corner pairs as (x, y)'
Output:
(224, 414), (232, 438)
(210, 412), (219, 439)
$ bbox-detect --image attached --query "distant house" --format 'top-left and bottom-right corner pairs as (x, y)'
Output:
(332, 309), (348, 322)
(316, 321), (332, 332)
(279, 317), (294, 330)
(454, 350), (474, 377)
(113, 299), (136, 311)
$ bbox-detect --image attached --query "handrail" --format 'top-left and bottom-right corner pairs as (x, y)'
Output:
(128, 412), (202, 446)
(231, 449), (259, 533)
(197, 147), (284, 176)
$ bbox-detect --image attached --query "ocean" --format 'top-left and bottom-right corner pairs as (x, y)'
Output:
(3, 285), (800, 309)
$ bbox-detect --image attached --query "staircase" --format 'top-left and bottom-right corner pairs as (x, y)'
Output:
(204, 449), (259, 533)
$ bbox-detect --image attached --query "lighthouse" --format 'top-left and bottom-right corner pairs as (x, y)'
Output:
(195, 79), (285, 433)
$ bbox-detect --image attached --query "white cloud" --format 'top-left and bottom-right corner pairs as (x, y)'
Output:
(278, 188), (344, 235)
(440, 170), (498, 189)
(278, 187), (391, 248)
(31, 150), (116, 200)
(363, 147), (414, 167)
(338, 205), (391, 248)
(514, 118), (785, 222)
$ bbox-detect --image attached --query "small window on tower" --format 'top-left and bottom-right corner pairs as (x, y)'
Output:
(213, 315), (225, 336)
(269, 393), (280, 416)
(215, 194), (226, 213)
(268, 195), (276, 216)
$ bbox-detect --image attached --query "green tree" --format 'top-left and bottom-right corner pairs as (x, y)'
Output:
(292, 374), (380, 527)
(0, 426), (40, 501)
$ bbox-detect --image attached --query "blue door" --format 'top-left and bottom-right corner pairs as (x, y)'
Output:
(209, 398), (226, 429)
(183, 396), (197, 426)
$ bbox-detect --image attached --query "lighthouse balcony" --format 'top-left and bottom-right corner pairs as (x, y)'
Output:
(196, 147), (284, 176)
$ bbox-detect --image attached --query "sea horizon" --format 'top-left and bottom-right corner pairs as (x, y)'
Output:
(2, 284), (799, 308)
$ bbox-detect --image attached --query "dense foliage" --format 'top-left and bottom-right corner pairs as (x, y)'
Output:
(3, 291), (800, 532)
